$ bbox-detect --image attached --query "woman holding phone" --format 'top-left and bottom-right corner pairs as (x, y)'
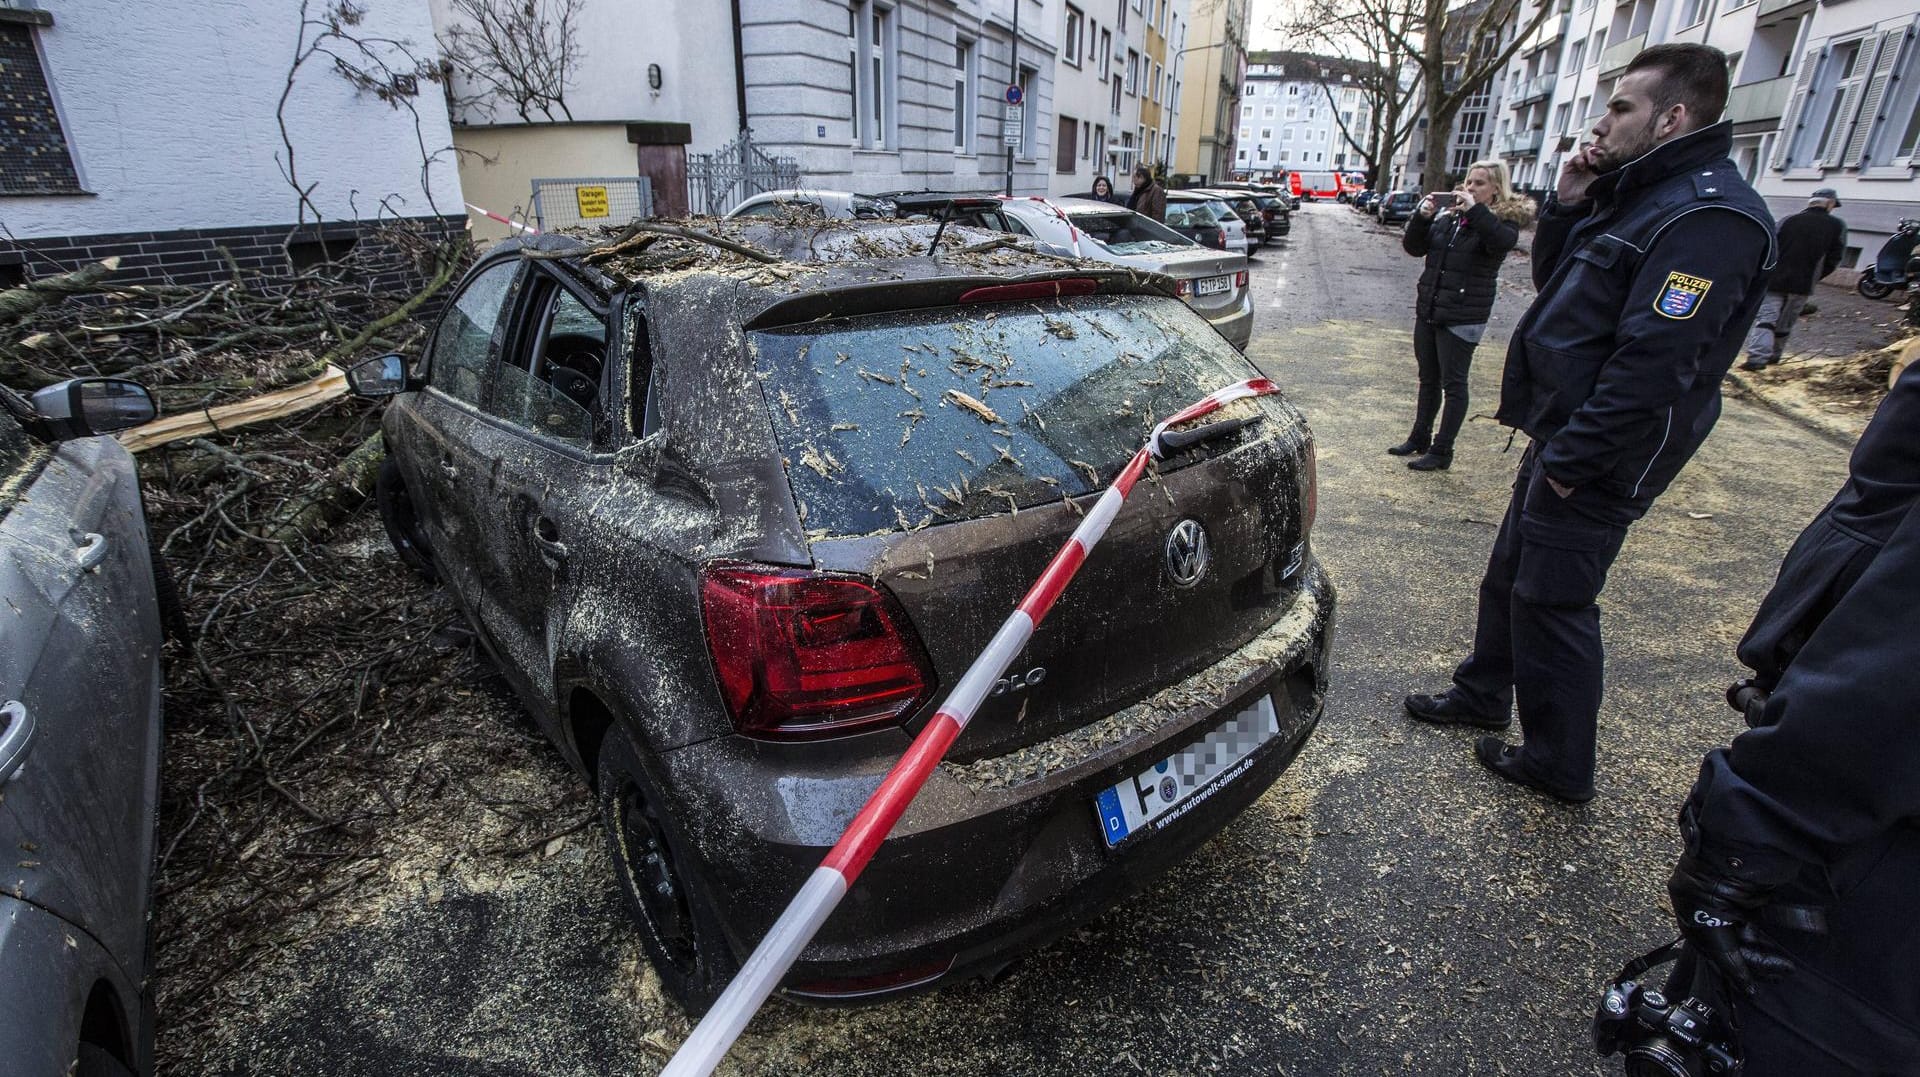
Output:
(1389, 159), (1535, 471)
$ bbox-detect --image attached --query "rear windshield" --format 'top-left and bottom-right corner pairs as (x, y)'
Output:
(1169, 200), (1224, 223)
(751, 295), (1260, 537)
(1069, 211), (1194, 255)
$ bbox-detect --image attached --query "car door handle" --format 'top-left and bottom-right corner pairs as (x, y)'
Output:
(73, 531), (108, 571)
(0, 701), (36, 785)
(532, 516), (569, 562)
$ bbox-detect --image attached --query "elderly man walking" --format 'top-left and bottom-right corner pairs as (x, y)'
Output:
(1403, 44), (1777, 802)
(1742, 188), (1847, 371)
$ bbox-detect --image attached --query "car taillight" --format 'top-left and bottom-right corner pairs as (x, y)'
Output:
(959, 279), (1098, 303)
(1212, 230), (1226, 249)
(700, 565), (935, 739)
(1234, 270), (1248, 287)
(1303, 438), (1318, 536)
(1174, 278), (1190, 297)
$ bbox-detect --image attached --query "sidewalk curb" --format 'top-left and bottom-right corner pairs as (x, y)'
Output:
(1724, 369), (1859, 448)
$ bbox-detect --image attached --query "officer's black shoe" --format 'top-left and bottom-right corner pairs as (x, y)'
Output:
(1741, 360), (1768, 372)
(1404, 691), (1510, 730)
(1386, 438), (1429, 457)
(1473, 736), (1595, 804)
(1407, 450), (1453, 471)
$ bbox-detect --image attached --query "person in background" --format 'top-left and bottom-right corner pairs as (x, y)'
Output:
(1127, 165), (1166, 222)
(1088, 176), (1123, 205)
(1391, 159), (1535, 472)
(1402, 44), (1777, 803)
(1741, 188), (1847, 371)
(1661, 358), (1920, 1073)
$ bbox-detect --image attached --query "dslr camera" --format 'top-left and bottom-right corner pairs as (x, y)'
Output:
(1594, 940), (1743, 1076)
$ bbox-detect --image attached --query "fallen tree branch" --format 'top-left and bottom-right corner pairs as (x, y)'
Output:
(119, 366), (348, 453)
(0, 257), (123, 325)
(265, 430), (384, 544)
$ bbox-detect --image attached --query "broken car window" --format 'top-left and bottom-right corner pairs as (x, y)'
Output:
(752, 294), (1264, 536)
(427, 260), (520, 409)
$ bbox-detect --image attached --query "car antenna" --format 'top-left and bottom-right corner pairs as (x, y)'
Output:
(928, 199), (957, 258)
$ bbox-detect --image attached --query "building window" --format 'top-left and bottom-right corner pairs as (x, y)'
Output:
(1100, 29), (1112, 79)
(1057, 113), (1078, 171)
(1261, 127), (1274, 139)
(953, 38), (976, 152)
(1263, 105), (1275, 118)
(1285, 105), (1298, 119)
(1240, 126), (1252, 139)
(1241, 103), (1252, 117)
(1244, 82), (1256, 96)
(1126, 49), (1139, 94)
(1082, 118), (1091, 160)
(1281, 128), (1293, 141)
(1552, 102), (1571, 133)
(0, 23), (82, 194)
(1152, 63), (1162, 104)
(1065, 5), (1084, 65)
(1112, 75), (1123, 114)
(1018, 66), (1036, 158)
(1677, 0), (1706, 29)
(852, 2), (894, 149)
(1094, 122), (1107, 165)
(1590, 30), (1605, 64)
(1238, 148), (1249, 162)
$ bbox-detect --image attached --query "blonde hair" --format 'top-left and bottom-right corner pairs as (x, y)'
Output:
(1465, 158), (1537, 221)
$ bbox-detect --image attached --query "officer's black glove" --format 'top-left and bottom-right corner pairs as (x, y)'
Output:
(1667, 851), (1796, 996)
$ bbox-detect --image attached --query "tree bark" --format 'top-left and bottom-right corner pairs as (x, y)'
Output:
(266, 430), (384, 545)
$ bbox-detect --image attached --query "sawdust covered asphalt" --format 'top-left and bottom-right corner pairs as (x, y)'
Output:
(185, 204), (1856, 1075)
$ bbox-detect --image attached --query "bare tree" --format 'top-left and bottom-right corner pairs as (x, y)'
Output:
(437, 0), (585, 123)
(1278, 0), (1424, 191)
(1283, 0), (1553, 191)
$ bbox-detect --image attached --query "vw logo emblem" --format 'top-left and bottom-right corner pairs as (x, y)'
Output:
(1164, 519), (1211, 587)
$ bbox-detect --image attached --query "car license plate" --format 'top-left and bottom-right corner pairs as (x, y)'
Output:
(1194, 275), (1231, 297)
(1094, 694), (1279, 848)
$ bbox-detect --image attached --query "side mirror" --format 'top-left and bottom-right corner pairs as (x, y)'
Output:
(28, 378), (158, 440)
(346, 353), (411, 398)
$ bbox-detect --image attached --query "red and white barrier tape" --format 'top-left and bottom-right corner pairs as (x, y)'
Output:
(659, 376), (1280, 1077)
(464, 201), (539, 234)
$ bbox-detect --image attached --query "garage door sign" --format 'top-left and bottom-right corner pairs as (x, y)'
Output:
(658, 377), (1284, 1077)
(574, 185), (610, 219)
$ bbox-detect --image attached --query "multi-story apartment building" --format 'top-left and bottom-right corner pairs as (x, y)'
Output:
(1047, 0), (1187, 196)
(1490, 0), (1920, 263)
(1175, 0), (1252, 180)
(1233, 52), (1375, 179)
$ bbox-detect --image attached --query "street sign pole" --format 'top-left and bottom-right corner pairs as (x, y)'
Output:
(1004, 0), (1020, 197)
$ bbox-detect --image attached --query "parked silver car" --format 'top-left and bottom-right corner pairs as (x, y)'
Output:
(1, 378), (163, 1077)
(995, 197), (1255, 351)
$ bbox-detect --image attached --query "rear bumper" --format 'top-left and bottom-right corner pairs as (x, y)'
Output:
(663, 562), (1335, 1000)
(1205, 290), (1254, 351)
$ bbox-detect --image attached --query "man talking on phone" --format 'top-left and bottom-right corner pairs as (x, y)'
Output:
(1404, 44), (1777, 802)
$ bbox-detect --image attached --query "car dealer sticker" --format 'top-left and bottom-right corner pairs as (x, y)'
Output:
(1095, 694), (1280, 847)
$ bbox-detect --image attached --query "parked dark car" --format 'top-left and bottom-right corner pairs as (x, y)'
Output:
(1352, 191), (1383, 215)
(1, 377), (164, 1077)
(1161, 200), (1232, 251)
(1195, 189), (1269, 251)
(349, 218), (1335, 1015)
(1378, 191), (1421, 225)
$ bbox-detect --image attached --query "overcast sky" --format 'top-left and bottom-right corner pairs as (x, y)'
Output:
(1247, 0), (1303, 52)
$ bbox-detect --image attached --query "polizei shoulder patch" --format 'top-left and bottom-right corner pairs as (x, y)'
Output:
(1655, 271), (1712, 319)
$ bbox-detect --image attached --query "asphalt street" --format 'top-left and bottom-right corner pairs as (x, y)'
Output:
(187, 204), (1858, 1076)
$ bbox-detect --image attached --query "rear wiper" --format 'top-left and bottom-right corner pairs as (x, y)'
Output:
(1156, 414), (1261, 455)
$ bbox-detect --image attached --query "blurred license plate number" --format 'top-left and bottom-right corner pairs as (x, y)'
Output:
(1094, 695), (1279, 848)
(1195, 275), (1230, 296)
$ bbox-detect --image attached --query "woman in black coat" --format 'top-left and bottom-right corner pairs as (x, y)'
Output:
(1087, 176), (1123, 205)
(1391, 160), (1533, 471)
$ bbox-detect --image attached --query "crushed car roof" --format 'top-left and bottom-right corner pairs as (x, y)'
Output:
(506, 216), (1178, 326)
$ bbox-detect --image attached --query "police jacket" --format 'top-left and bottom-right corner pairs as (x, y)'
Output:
(1497, 122), (1776, 500)
(1770, 205), (1847, 295)
(1402, 200), (1525, 327)
(1681, 361), (1920, 1060)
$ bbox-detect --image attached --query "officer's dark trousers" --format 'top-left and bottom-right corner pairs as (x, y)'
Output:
(1449, 444), (1649, 792)
(1409, 318), (1476, 454)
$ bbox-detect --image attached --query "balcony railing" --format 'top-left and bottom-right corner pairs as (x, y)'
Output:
(1755, 0), (1815, 23)
(1598, 31), (1647, 76)
(1503, 129), (1546, 155)
(1528, 14), (1572, 53)
(1726, 75), (1793, 127)
(1510, 73), (1558, 107)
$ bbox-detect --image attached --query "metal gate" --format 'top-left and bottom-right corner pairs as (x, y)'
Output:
(530, 176), (655, 230)
(687, 130), (800, 216)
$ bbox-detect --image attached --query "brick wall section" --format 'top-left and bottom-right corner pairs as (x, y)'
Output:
(4, 215), (471, 290)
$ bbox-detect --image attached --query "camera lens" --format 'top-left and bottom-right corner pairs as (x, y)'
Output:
(1625, 1041), (1699, 1077)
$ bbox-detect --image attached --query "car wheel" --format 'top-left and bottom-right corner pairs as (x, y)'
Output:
(374, 456), (438, 583)
(75, 1043), (134, 1077)
(1856, 276), (1894, 300)
(597, 727), (738, 1015)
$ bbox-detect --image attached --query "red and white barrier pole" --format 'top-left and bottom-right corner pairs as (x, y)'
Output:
(659, 377), (1279, 1077)
(464, 201), (539, 234)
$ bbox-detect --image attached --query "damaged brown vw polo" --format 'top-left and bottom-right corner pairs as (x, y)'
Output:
(347, 218), (1336, 1014)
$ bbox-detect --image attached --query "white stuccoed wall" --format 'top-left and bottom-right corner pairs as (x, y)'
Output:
(1, 0), (462, 239)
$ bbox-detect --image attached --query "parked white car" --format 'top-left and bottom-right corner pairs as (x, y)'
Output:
(725, 189), (897, 219)
(1165, 193), (1250, 255)
(994, 197), (1255, 351)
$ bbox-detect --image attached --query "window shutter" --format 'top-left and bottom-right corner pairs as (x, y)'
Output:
(1824, 33), (1889, 166)
(1772, 46), (1825, 170)
(1849, 23), (1916, 167)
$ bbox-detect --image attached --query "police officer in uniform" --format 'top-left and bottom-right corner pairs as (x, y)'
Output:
(1661, 359), (1920, 1073)
(1404, 44), (1777, 802)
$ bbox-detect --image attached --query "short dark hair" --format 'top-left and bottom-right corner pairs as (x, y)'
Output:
(1624, 43), (1730, 127)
